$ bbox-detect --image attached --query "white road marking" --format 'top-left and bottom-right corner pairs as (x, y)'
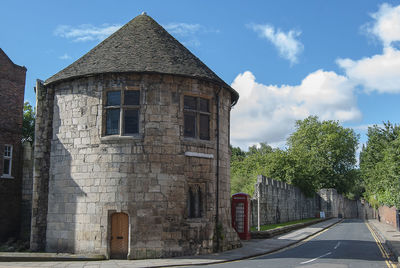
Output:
(300, 251), (332, 264)
(334, 241), (341, 249)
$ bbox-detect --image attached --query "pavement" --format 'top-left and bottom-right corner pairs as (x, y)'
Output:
(0, 218), (341, 268)
(368, 219), (400, 263)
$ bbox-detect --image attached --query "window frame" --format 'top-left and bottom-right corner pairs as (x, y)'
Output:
(103, 89), (140, 137)
(2, 144), (13, 178)
(183, 95), (211, 141)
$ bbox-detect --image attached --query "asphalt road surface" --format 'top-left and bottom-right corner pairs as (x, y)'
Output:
(187, 219), (396, 268)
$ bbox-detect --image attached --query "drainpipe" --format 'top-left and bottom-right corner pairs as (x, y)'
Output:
(215, 87), (221, 251)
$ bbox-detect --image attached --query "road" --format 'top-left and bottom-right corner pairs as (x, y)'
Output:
(188, 219), (396, 268)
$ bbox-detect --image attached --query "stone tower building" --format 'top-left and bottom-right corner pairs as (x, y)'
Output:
(0, 48), (26, 241)
(31, 14), (240, 259)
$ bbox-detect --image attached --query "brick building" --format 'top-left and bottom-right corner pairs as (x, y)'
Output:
(31, 13), (240, 259)
(0, 48), (26, 241)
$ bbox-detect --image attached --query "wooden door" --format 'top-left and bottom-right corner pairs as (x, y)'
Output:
(110, 212), (129, 259)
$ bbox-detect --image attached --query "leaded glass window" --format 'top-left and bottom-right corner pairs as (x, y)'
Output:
(183, 96), (210, 140)
(105, 90), (140, 136)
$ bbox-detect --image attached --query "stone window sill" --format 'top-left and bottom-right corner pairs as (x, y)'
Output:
(185, 151), (214, 159)
(0, 175), (14, 179)
(100, 135), (142, 144)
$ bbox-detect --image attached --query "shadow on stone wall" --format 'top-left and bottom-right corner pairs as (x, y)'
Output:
(44, 85), (89, 253)
(30, 82), (87, 253)
(45, 140), (86, 253)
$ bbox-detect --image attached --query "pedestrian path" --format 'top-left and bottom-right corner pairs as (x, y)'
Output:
(368, 219), (400, 263)
(0, 218), (340, 268)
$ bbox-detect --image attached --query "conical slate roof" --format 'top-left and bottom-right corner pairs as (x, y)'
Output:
(46, 13), (238, 104)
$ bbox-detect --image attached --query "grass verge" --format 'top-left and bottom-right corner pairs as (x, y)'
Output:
(251, 217), (319, 232)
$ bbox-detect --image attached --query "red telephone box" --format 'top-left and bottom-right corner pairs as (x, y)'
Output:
(231, 193), (251, 240)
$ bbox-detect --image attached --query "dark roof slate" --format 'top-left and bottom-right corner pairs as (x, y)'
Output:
(45, 14), (238, 104)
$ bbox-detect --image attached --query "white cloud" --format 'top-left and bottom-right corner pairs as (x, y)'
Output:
(337, 47), (400, 94)
(58, 53), (71, 60)
(364, 3), (400, 47)
(54, 24), (122, 42)
(163, 22), (219, 47)
(230, 70), (361, 149)
(163, 23), (202, 36)
(338, 4), (400, 94)
(230, 4), (400, 150)
(250, 24), (304, 65)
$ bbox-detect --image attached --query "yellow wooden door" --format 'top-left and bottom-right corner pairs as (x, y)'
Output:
(110, 213), (129, 259)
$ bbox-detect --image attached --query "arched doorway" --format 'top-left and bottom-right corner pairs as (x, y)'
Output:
(110, 212), (129, 259)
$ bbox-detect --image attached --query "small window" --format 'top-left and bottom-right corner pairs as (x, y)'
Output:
(184, 112), (196, 138)
(106, 109), (120, 135)
(124, 91), (140, 105)
(188, 185), (203, 218)
(183, 96), (210, 140)
(104, 90), (140, 136)
(2, 145), (12, 177)
(124, 109), (139, 134)
(106, 91), (121, 106)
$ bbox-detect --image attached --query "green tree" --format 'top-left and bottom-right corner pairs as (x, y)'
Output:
(360, 122), (400, 208)
(287, 116), (359, 195)
(230, 145), (246, 162)
(230, 116), (359, 197)
(22, 101), (35, 143)
(230, 142), (289, 195)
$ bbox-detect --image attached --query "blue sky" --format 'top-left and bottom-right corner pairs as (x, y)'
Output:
(2, 0), (400, 151)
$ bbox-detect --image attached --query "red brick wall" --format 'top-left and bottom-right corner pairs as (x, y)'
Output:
(378, 205), (397, 229)
(0, 48), (26, 241)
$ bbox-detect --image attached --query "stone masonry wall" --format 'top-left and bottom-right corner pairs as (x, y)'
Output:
(251, 176), (320, 227)
(251, 177), (376, 227)
(43, 73), (239, 258)
(318, 189), (376, 220)
(0, 49), (26, 241)
(20, 142), (33, 240)
(30, 80), (54, 251)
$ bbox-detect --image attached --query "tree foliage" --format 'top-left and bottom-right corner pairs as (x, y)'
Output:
(231, 116), (359, 197)
(286, 116), (359, 195)
(230, 143), (275, 195)
(22, 102), (35, 143)
(360, 122), (400, 208)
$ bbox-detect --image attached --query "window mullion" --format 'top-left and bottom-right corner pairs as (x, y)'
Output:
(196, 97), (200, 139)
(9, 147), (12, 176)
(120, 90), (124, 135)
(196, 112), (200, 139)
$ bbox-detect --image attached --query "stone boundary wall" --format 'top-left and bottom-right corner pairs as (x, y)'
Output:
(251, 176), (320, 227)
(318, 189), (376, 220)
(251, 176), (376, 227)
(378, 205), (398, 229)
